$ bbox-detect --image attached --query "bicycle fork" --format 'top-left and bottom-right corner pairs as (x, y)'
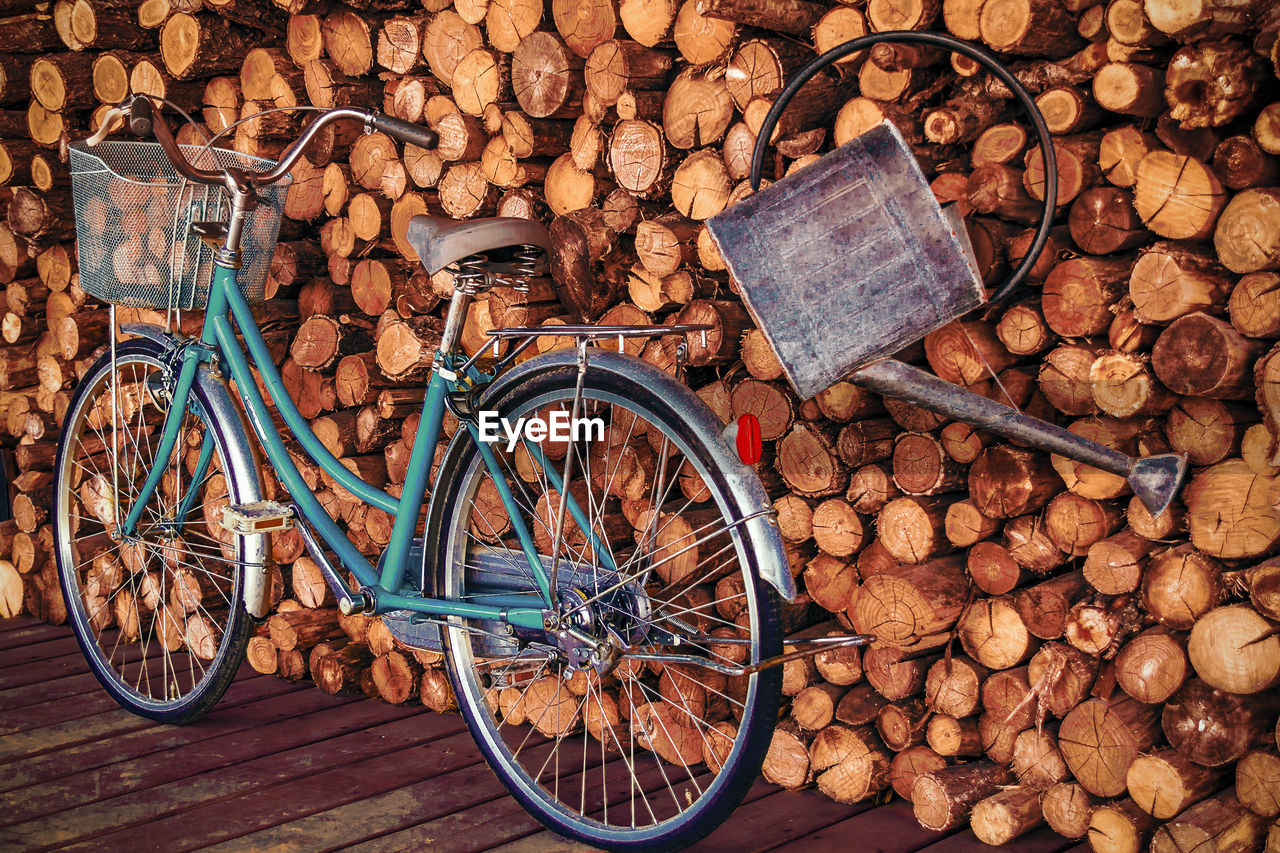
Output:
(118, 344), (206, 538)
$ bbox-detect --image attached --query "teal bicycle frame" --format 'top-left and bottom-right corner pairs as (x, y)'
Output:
(118, 242), (609, 633)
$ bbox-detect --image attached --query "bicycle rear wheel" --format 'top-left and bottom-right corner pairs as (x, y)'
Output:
(430, 356), (783, 851)
(53, 339), (256, 722)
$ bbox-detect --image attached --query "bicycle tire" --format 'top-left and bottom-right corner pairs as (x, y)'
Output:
(53, 339), (256, 723)
(427, 354), (783, 852)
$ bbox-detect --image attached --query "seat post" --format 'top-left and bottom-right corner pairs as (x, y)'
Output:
(439, 284), (473, 358)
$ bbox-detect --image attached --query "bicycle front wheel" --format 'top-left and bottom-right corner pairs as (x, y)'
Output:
(53, 339), (257, 722)
(430, 356), (783, 851)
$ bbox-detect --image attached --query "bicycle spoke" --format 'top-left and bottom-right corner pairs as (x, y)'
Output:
(441, 380), (777, 844)
(55, 348), (246, 714)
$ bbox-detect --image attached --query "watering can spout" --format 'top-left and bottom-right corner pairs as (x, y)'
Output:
(847, 358), (1190, 517)
(1128, 453), (1187, 518)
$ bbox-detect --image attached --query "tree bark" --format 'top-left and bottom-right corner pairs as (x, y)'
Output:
(1149, 791), (1268, 853)
(1163, 677), (1278, 767)
(912, 761), (1013, 831)
(971, 784), (1045, 845)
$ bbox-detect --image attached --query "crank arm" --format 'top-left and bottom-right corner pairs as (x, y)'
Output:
(289, 504), (369, 616)
(622, 633), (874, 677)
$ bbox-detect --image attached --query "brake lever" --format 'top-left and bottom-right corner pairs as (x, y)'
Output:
(86, 103), (128, 147)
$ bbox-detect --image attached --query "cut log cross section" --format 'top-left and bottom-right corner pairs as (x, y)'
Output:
(7, 0), (1280, 845)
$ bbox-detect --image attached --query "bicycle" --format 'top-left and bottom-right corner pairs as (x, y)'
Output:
(55, 27), (1187, 849)
(54, 95), (815, 851)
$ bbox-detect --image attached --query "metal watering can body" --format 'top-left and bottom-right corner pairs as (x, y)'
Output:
(705, 31), (1187, 517)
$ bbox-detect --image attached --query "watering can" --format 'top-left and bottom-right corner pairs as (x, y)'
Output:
(706, 32), (1186, 516)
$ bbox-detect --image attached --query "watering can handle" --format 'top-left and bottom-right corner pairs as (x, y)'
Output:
(749, 31), (1057, 305)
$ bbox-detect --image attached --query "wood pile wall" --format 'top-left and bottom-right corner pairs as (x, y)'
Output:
(1, 0), (1280, 847)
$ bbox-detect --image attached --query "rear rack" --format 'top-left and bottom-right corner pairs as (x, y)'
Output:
(462, 323), (713, 375)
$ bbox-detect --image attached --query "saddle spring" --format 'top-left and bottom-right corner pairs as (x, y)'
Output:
(453, 254), (489, 294)
(511, 243), (546, 278)
(453, 244), (547, 294)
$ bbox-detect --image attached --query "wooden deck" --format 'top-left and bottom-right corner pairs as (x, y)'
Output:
(0, 617), (1089, 852)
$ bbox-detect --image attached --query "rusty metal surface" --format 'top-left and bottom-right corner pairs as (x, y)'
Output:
(706, 121), (983, 400)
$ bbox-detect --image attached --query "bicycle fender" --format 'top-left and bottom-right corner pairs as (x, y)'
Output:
(120, 323), (272, 617)
(119, 322), (171, 347)
(459, 349), (797, 601)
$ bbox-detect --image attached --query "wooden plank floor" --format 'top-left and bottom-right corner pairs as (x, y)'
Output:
(0, 618), (1088, 852)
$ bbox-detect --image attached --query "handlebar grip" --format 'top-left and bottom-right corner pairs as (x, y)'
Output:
(126, 94), (233, 187)
(129, 96), (155, 139)
(368, 111), (438, 150)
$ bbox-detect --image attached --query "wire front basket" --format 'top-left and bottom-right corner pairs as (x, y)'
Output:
(68, 141), (290, 311)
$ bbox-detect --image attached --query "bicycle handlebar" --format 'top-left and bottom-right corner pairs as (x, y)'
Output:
(367, 111), (439, 151)
(91, 96), (439, 193)
(132, 96), (239, 188)
(247, 106), (438, 186)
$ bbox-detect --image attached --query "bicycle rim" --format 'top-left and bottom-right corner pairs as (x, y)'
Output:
(435, 368), (781, 849)
(54, 341), (251, 718)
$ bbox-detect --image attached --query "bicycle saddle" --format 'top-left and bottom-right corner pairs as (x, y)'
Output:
(407, 214), (553, 275)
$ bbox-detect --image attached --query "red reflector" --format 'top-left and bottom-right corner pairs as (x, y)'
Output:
(736, 413), (762, 465)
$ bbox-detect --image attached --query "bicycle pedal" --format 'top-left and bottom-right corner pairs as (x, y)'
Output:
(220, 501), (294, 535)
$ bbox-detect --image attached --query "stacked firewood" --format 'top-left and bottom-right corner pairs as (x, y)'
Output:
(2, 0), (1280, 846)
